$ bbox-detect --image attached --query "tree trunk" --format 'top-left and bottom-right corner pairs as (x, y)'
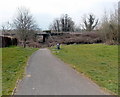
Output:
(23, 39), (26, 48)
(23, 42), (26, 48)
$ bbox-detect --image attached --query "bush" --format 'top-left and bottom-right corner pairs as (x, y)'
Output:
(45, 32), (102, 46)
(99, 8), (118, 45)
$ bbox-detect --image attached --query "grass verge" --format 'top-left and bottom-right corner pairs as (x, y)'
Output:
(2, 46), (38, 95)
(50, 44), (118, 94)
(0, 47), (2, 96)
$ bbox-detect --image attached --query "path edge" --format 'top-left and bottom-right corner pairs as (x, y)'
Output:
(12, 48), (40, 95)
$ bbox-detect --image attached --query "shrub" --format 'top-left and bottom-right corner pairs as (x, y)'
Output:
(99, 8), (118, 45)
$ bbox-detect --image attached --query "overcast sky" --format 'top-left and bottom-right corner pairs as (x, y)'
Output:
(0, 0), (119, 30)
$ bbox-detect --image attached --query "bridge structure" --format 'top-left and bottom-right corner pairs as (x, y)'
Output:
(36, 32), (49, 42)
(1, 30), (83, 43)
(36, 30), (83, 43)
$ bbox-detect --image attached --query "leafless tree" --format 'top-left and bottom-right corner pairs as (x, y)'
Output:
(83, 14), (98, 31)
(60, 14), (75, 32)
(1, 21), (12, 35)
(100, 6), (118, 44)
(14, 7), (38, 47)
(49, 14), (75, 32)
(49, 18), (60, 32)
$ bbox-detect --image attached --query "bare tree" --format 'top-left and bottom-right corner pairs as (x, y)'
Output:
(83, 14), (98, 31)
(100, 7), (118, 44)
(1, 21), (12, 35)
(14, 7), (37, 47)
(49, 14), (75, 32)
(49, 18), (60, 32)
(60, 14), (75, 32)
(56, 19), (60, 32)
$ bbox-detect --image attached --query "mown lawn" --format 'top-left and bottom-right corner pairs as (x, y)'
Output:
(2, 46), (38, 95)
(51, 44), (118, 94)
(0, 48), (2, 96)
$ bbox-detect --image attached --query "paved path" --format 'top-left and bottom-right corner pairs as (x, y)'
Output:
(16, 48), (108, 95)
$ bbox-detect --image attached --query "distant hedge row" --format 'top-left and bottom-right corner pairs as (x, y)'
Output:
(46, 32), (103, 47)
(0, 36), (18, 48)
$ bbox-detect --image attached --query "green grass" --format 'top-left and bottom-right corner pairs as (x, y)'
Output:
(2, 46), (38, 95)
(51, 44), (118, 94)
(0, 48), (2, 96)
